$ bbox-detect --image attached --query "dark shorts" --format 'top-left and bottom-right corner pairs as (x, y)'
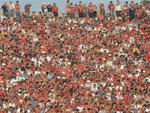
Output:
(79, 12), (84, 18)
(70, 13), (75, 18)
(93, 11), (97, 17)
(53, 12), (58, 17)
(88, 12), (93, 18)
(16, 12), (21, 17)
(116, 11), (121, 17)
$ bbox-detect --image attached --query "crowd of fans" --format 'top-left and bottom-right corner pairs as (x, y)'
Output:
(1, 0), (150, 21)
(0, 0), (150, 113)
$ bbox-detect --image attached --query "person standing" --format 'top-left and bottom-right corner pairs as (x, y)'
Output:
(74, 4), (79, 18)
(129, 2), (136, 21)
(24, 3), (31, 17)
(1, 2), (8, 17)
(93, 4), (98, 18)
(15, 1), (22, 22)
(47, 3), (52, 17)
(129, 7), (135, 21)
(8, 1), (15, 17)
(115, 0), (122, 19)
(88, 2), (94, 18)
(52, 3), (58, 17)
(41, 3), (47, 16)
(99, 1), (105, 18)
(122, 1), (129, 22)
(78, 1), (84, 18)
(65, 0), (70, 16)
(69, 3), (75, 18)
(108, 1), (115, 18)
(83, 4), (88, 17)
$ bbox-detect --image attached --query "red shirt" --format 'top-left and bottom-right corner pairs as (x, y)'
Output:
(52, 5), (58, 12)
(93, 5), (97, 11)
(70, 6), (75, 14)
(42, 4), (47, 9)
(75, 7), (79, 12)
(100, 3), (105, 12)
(65, 3), (70, 12)
(15, 3), (20, 12)
(108, 3), (115, 12)
(88, 4), (93, 12)
(78, 3), (83, 12)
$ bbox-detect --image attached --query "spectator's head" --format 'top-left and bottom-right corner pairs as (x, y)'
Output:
(131, 1), (134, 4)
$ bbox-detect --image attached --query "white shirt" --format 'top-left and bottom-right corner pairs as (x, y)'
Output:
(116, 3), (122, 11)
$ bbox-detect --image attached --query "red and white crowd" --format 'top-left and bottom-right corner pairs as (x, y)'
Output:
(0, 0), (149, 113)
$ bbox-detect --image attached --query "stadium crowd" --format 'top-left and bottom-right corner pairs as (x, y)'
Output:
(0, 0), (150, 113)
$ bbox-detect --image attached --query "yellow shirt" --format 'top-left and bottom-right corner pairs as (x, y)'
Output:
(1, 31), (7, 36)
(3, 103), (8, 109)
(133, 48), (139, 53)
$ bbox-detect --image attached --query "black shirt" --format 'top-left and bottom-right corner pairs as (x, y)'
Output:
(1, 5), (8, 12)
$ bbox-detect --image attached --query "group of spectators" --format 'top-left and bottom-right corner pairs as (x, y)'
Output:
(41, 0), (148, 21)
(1, 0), (150, 21)
(1, 1), (31, 21)
(0, 0), (150, 113)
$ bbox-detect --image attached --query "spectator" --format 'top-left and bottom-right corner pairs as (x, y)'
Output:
(8, 1), (15, 17)
(65, 0), (70, 16)
(108, 1), (115, 18)
(1, 2), (8, 17)
(93, 4), (98, 18)
(69, 3), (75, 18)
(78, 1), (84, 18)
(41, 3), (47, 15)
(15, 1), (22, 22)
(88, 2), (94, 18)
(99, 1), (105, 18)
(52, 3), (58, 17)
(83, 4), (88, 17)
(115, 0), (122, 20)
(47, 3), (52, 17)
(74, 4), (79, 18)
(129, 4), (136, 21)
(24, 3), (31, 17)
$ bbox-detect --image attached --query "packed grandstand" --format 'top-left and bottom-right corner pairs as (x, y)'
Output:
(0, 0), (149, 113)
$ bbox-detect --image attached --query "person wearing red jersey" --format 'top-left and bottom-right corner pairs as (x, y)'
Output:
(41, 3), (47, 13)
(122, 2), (129, 22)
(83, 4), (88, 17)
(124, 1), (129, 13)
(99, 1), (105, 17)
(47, 3), (52, 17)
(115, 0), (122, 18)
(69, 3), (75, 18)
(41, 3), (47, 16)
(24, 3), (31, 17)
(93, 4), (98, 18)
(65, 0), (70, 16)
(52, 3), (58, 17)
(78, 1), (84, 18)
(8, 1), (15, 17)
(74, 4), (79, 18)
(88, 2), (94, 18)
(15, 1), (22, 22)
(108, 1), (115, 17)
